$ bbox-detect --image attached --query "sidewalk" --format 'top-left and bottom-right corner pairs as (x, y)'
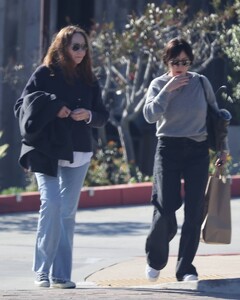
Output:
(86, 254), (240, 289)
(84, 254), (240, 298)
(1, 254), (240, 299)
(1, 201), (240, 299)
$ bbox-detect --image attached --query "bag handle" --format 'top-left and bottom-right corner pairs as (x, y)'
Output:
(214, 166), (231, 183)
(200, 75), (218, 112)
(199, 76), (207, 102)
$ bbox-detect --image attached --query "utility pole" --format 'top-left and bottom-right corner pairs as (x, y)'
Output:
(39, 0), (50, 62)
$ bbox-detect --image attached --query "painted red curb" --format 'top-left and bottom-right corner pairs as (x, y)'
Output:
(0, 192), (40, 214)
(79, 184), (123, 208)
(230, 175), (240, 197)
(0, 176), (240, 214)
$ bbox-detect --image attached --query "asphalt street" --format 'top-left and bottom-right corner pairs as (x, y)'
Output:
(0, 198), (239, 299)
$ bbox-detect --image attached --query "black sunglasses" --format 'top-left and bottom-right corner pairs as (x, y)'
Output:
(71, 43), (88, 52)
(169, 59), (191, 67)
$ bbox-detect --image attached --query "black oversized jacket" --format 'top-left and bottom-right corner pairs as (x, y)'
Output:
(14, 65), (109, 176)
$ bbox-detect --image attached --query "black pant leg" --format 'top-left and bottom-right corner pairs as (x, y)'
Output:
(176, 139), (209, 280)
(145, 207), (177, 270)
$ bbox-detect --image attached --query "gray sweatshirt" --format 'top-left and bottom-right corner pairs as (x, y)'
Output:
(143, 72), (219, 142)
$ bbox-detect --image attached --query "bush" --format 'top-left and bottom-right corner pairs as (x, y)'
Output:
(208, 150), (239, 176)
(84, 141), (151, 186)
(0, 186), (25, 195)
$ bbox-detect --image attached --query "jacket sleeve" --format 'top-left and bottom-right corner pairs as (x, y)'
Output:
(201, 75), (230, 152)
(19, 91), (64, 143)
(14, 65), (65, 119)
(88, 81), (109, 128)
(14, 65), (65, 143)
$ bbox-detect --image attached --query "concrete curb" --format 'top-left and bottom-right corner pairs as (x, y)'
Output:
(0, 182), (152, 214)
(86, 254), (240, 296)
(144, 278), (240, 296)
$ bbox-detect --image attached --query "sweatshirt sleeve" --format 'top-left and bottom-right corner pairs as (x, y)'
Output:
(143, 78), (171, 123)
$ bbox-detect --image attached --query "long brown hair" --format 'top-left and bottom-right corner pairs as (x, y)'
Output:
(43, 25), (95, 84)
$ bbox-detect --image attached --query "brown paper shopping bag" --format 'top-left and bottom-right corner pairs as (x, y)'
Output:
(201, 169), (231, 244)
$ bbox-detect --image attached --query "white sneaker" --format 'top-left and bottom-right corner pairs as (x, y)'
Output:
(183, 274), (198, 281)
(34, 273), (50, 288)
(145, 264), (160, 282)
(51, 280), (76, 289)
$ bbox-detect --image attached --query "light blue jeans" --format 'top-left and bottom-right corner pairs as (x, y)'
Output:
(33, 162), (89, 281)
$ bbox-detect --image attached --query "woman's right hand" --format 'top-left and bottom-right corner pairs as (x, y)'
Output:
(215, 151), (228, 167)
(165, 74), (189, 92)
(57, 106), (72, 118)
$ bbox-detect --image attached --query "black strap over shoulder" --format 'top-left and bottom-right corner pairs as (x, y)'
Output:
(199, 75), (207, 103)
(199, 76), (231, 152)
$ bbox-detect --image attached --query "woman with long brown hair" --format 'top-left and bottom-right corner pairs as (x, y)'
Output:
(14, 25), (109, 289)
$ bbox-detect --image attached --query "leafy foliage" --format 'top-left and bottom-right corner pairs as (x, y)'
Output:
(91, 2), (236, 168)
(2, 1), (240, 190)
(222, 0), (240, 101)
(84, 141), (151, 186)
(0, 186), (25, 195)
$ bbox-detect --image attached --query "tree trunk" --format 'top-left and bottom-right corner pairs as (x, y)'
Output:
(117, 116), (136, 176)
(97, 127), (107, 147)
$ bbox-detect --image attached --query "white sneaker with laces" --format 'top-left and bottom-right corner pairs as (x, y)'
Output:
(34, 273), (50, 288)
(145, 264), (160, 282)
(183, 274), (198, 281)
(51, 280), (76, 289)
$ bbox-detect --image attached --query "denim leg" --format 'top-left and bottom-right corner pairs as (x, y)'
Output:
(51, 162), (89, 281)
(145, 207), (178, 270)
(176, 141), (209, 280)
(33, 173), (62, 275)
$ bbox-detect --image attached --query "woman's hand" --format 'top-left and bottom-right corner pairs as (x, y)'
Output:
(165, 74), (189, 92)
(215, 151), (228, 167)
(70, 108), (91, 122)
(57, 106), (71, 118)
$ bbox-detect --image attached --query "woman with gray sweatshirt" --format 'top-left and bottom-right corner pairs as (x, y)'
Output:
(143, 38), (228, 282)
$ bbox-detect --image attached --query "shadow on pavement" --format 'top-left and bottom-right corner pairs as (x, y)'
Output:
(133, 285), (239, 299)
(0, 212), (182, 236)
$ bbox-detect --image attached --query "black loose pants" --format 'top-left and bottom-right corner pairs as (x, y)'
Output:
(145, 137), (209, 281)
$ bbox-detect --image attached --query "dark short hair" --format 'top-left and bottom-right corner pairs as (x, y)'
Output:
(163, 38), (194, 65)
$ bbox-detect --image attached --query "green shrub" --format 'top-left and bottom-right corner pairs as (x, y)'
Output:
(84, 141), (151, 186)
(0, 186), (25, 195)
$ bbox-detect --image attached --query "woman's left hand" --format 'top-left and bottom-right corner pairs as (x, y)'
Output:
(215, 151), (228, 167)
(70, 108), (91, 122)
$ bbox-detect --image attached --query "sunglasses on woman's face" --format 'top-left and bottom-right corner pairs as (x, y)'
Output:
(169, 59), (191, 67)
(71, 43), (88, 52)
